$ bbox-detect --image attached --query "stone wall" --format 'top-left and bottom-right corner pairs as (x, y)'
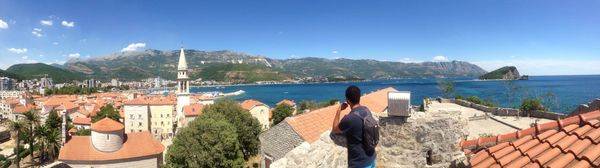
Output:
(453, 99), (565, 119)
(271, 111), (469, 168)
(570, 98), (600, 116)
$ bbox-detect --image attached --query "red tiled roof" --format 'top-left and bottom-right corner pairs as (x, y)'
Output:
(240, 99), (266, 110)
(277, 99), (296, 106)
(73, 117), (91, 125)
(147, 97), (175, 105)
(286, 87), (398, 143)
(360, 87), (398, 112)
(91, 118), (124, 132)
(183, 104), (203, 117)
(124, 97), (148, 105)
(55, 101), (78, 111)
(58, 131), (164, 161)
(13, 104), (35, 114)
(463, 110), (600, 167)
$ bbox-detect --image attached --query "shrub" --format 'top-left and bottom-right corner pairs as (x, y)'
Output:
(521, 98), (544, 112)
(271, 104), (293, 126)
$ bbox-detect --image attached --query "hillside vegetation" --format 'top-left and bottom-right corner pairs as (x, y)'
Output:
(6, 63), (84, 83)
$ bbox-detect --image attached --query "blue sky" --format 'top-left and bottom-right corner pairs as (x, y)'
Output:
(1, 0), (599, 75)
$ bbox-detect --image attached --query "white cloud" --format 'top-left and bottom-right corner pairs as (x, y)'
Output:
(52, 42), (59, 45)
(40, 20), (53, 26)
(7, 48), (27, 54)
(332, 50), (339, 54)
(68, 53), (80, 58)
(472, 59), (600, 76)
(0, 19), (8, 29)
(432, 55), (449, 62)
(121, 43), (146, 52)
(61, 20), (75, 27)
(32, 28), (43, 37)
(21, 56), (28, 59)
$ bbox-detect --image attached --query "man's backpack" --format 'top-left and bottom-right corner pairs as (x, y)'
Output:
(353, 108), (380, 151)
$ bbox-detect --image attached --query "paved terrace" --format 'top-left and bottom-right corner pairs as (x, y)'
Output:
(426, 101), (553, 139)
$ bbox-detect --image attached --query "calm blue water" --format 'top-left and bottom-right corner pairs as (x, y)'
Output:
(191, 75), (600, 114)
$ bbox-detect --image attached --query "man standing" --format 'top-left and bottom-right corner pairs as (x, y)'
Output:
(332, 86), (377, 168)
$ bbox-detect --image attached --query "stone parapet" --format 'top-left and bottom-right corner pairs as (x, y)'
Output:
(271, 111), (469, 168)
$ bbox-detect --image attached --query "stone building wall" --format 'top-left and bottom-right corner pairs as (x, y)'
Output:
(271, 110), (468, 168)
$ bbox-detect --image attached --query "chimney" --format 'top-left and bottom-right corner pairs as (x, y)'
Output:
(388, 91), (411, 117)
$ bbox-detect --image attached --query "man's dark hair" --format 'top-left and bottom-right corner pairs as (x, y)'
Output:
(345, 85), (361, 105)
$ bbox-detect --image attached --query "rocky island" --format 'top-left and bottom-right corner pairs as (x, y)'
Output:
(479, 66), (528, 80)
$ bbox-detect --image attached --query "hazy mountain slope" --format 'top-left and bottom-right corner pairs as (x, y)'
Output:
(60, 49), (487, 82)
(6, 63), (84, 83)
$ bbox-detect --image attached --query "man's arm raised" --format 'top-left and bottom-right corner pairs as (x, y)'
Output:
(331, 103), (347, 134)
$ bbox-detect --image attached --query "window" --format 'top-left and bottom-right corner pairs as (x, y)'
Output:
(130, 114), (134, 119)
(138, 114), (142, 119)
(161, 114), (163, 118)
(138, 122), (142, 126)
(130, 129), (133, 132)
(161, 121), (164, 126)
(106, 134), (109, 140)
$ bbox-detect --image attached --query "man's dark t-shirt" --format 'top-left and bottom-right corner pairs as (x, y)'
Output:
(339, 106), (376, 168)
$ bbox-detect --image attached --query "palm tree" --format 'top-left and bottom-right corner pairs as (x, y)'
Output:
(9, 120), (24, 168)
(44, 129), (61, 162)
(23, 110), (40, 166)
(34, 125), (49, 165)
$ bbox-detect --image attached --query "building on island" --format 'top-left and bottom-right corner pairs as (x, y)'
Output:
(58, 117), (164, 167)
(241, 99), (271, 130)
(175, 48), (191, 128)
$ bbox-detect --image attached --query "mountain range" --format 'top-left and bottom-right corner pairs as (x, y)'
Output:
(2, 49), (488, 83)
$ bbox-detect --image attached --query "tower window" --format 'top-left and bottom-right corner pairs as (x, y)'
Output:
(106, 134), (109, 140)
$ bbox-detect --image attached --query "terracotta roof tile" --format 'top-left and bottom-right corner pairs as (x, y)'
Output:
(240, 99), (266, 110)
(183, 104), (203, 117)
(13, 104), (35, 113)
(58, 131), (164, 161)
(464, 110), (600, 167)
(91, 118), (124, 132)
(276, 99), (296, 106)
(73, 117), (91, 125)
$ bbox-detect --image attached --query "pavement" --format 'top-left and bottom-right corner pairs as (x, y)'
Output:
(426, 102), (553, 139)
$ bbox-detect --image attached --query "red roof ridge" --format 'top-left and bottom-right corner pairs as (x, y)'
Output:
(91, 118), (124, 132)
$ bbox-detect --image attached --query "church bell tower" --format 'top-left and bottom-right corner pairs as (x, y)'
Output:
(176, 48), (190, 127)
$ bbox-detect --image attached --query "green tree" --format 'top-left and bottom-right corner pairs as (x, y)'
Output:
(92, 104), (120, 123)
(34, 125), (49, 164)
(9, 121), (24, 168)
(165, 112), (244, 167)
(521, 98), (545, 113)
(271, 104), (293, 126)
(203, 100), (261, 160)
(44, 110), (62, 130)
(437, 80), (456, 98)
(23, 110), (40, 166)
(43, 129), (61, 161)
